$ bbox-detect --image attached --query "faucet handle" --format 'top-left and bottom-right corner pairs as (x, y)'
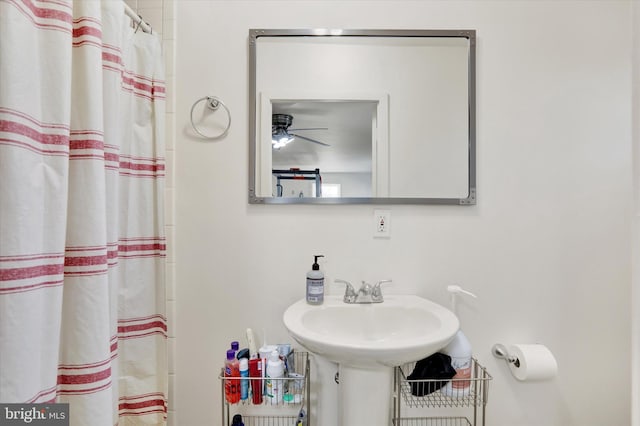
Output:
(372, 279), (392, 301)
(335, 279), (357, 303)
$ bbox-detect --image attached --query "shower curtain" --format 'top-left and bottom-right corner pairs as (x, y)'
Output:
(0, 1), (167, 425)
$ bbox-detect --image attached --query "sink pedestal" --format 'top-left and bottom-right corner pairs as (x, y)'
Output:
(338, 364), (394, 426)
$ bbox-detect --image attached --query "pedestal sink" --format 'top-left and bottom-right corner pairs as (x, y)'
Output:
(283, 294), (459, 426)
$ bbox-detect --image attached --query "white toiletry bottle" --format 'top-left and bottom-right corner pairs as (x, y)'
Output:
(441, 285), (477, 398)
(265, 350), (284, 402)
(306, 255), (325, 305)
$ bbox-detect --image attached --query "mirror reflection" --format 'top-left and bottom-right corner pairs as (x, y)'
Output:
(249, 29), (476, 205)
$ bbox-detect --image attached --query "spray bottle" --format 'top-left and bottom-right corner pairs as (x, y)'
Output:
(441, 285), (477, 398)
(265, 349), (285, 403)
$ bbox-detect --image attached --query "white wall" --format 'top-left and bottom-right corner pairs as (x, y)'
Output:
(174, 2), (632, 425)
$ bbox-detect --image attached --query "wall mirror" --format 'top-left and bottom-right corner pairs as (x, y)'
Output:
(249, 29), (476, 205)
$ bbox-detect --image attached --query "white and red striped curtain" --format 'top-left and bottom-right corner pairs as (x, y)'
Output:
(0, 1), (167, 425)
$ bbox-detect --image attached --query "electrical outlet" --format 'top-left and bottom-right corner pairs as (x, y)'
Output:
(373, 209), (391, 238)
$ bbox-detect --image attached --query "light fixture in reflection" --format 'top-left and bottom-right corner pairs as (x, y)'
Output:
(272, 127), (294, 149)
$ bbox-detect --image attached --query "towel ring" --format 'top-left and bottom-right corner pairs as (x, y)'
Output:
(190, 96), (231, 139)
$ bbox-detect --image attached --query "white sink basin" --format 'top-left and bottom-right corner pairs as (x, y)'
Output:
(283, 294), (459, 368)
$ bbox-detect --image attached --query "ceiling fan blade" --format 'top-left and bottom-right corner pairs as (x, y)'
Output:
(290, 133), (331, 147)
(288, 127), (329, 131)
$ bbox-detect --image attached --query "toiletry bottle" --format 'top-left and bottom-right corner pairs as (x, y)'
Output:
(306, 255), (325, 305)
(246, 328), (258, 359)
(236, 348), (250, 360)
(224, 349), (241, 404)
(258, 337), (277, 398)
(441, 285), (477, 398)
(296, 407), (307, 426)
(248, 358), (263, 404)
(239, 358), (249, 400)
(265, 349), (284, 403)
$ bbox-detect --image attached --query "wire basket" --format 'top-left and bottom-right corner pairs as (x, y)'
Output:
(220, 351), (308, 408)
(393, 417), (472, 426)
(231, 415), (299, 426)
(398, 358), (491, 409)
(220, 351), (309, 413)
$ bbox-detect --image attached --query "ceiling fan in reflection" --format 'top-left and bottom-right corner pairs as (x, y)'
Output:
(272, 114), (330, 149)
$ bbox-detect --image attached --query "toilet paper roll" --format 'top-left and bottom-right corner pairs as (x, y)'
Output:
(507, 344), (558, 381)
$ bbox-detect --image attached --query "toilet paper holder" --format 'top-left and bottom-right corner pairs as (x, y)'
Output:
(491, 343), (520, 367)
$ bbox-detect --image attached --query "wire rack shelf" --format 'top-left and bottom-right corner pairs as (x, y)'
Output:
(394, 358), (492, 426)
(220, 351), (310, 426)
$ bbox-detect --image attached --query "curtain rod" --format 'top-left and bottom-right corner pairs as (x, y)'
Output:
(123, 2), (152, 34)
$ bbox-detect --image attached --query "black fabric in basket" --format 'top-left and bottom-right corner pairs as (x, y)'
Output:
(407, 352), (457, 396)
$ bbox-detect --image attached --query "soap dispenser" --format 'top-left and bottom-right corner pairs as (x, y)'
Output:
(306, 255), (325, 305)
(441, 285), (477, 398)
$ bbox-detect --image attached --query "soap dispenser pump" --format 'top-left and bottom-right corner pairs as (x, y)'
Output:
(441, 285), (477, 398)
(306, 255), (325, 305)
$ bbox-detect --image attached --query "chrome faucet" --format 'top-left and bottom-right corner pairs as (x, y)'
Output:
(357, 281), (374, 303)
(335, 279), (392, 304)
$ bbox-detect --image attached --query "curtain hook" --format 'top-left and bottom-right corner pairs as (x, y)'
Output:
(134, 14), (143, 33)
(134, 14), (152, 34)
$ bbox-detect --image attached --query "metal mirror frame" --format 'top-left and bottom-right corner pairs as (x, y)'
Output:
(248, 29), (476, 205)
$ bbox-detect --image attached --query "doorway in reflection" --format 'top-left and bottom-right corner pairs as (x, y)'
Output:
(271, 100), (376, 198)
